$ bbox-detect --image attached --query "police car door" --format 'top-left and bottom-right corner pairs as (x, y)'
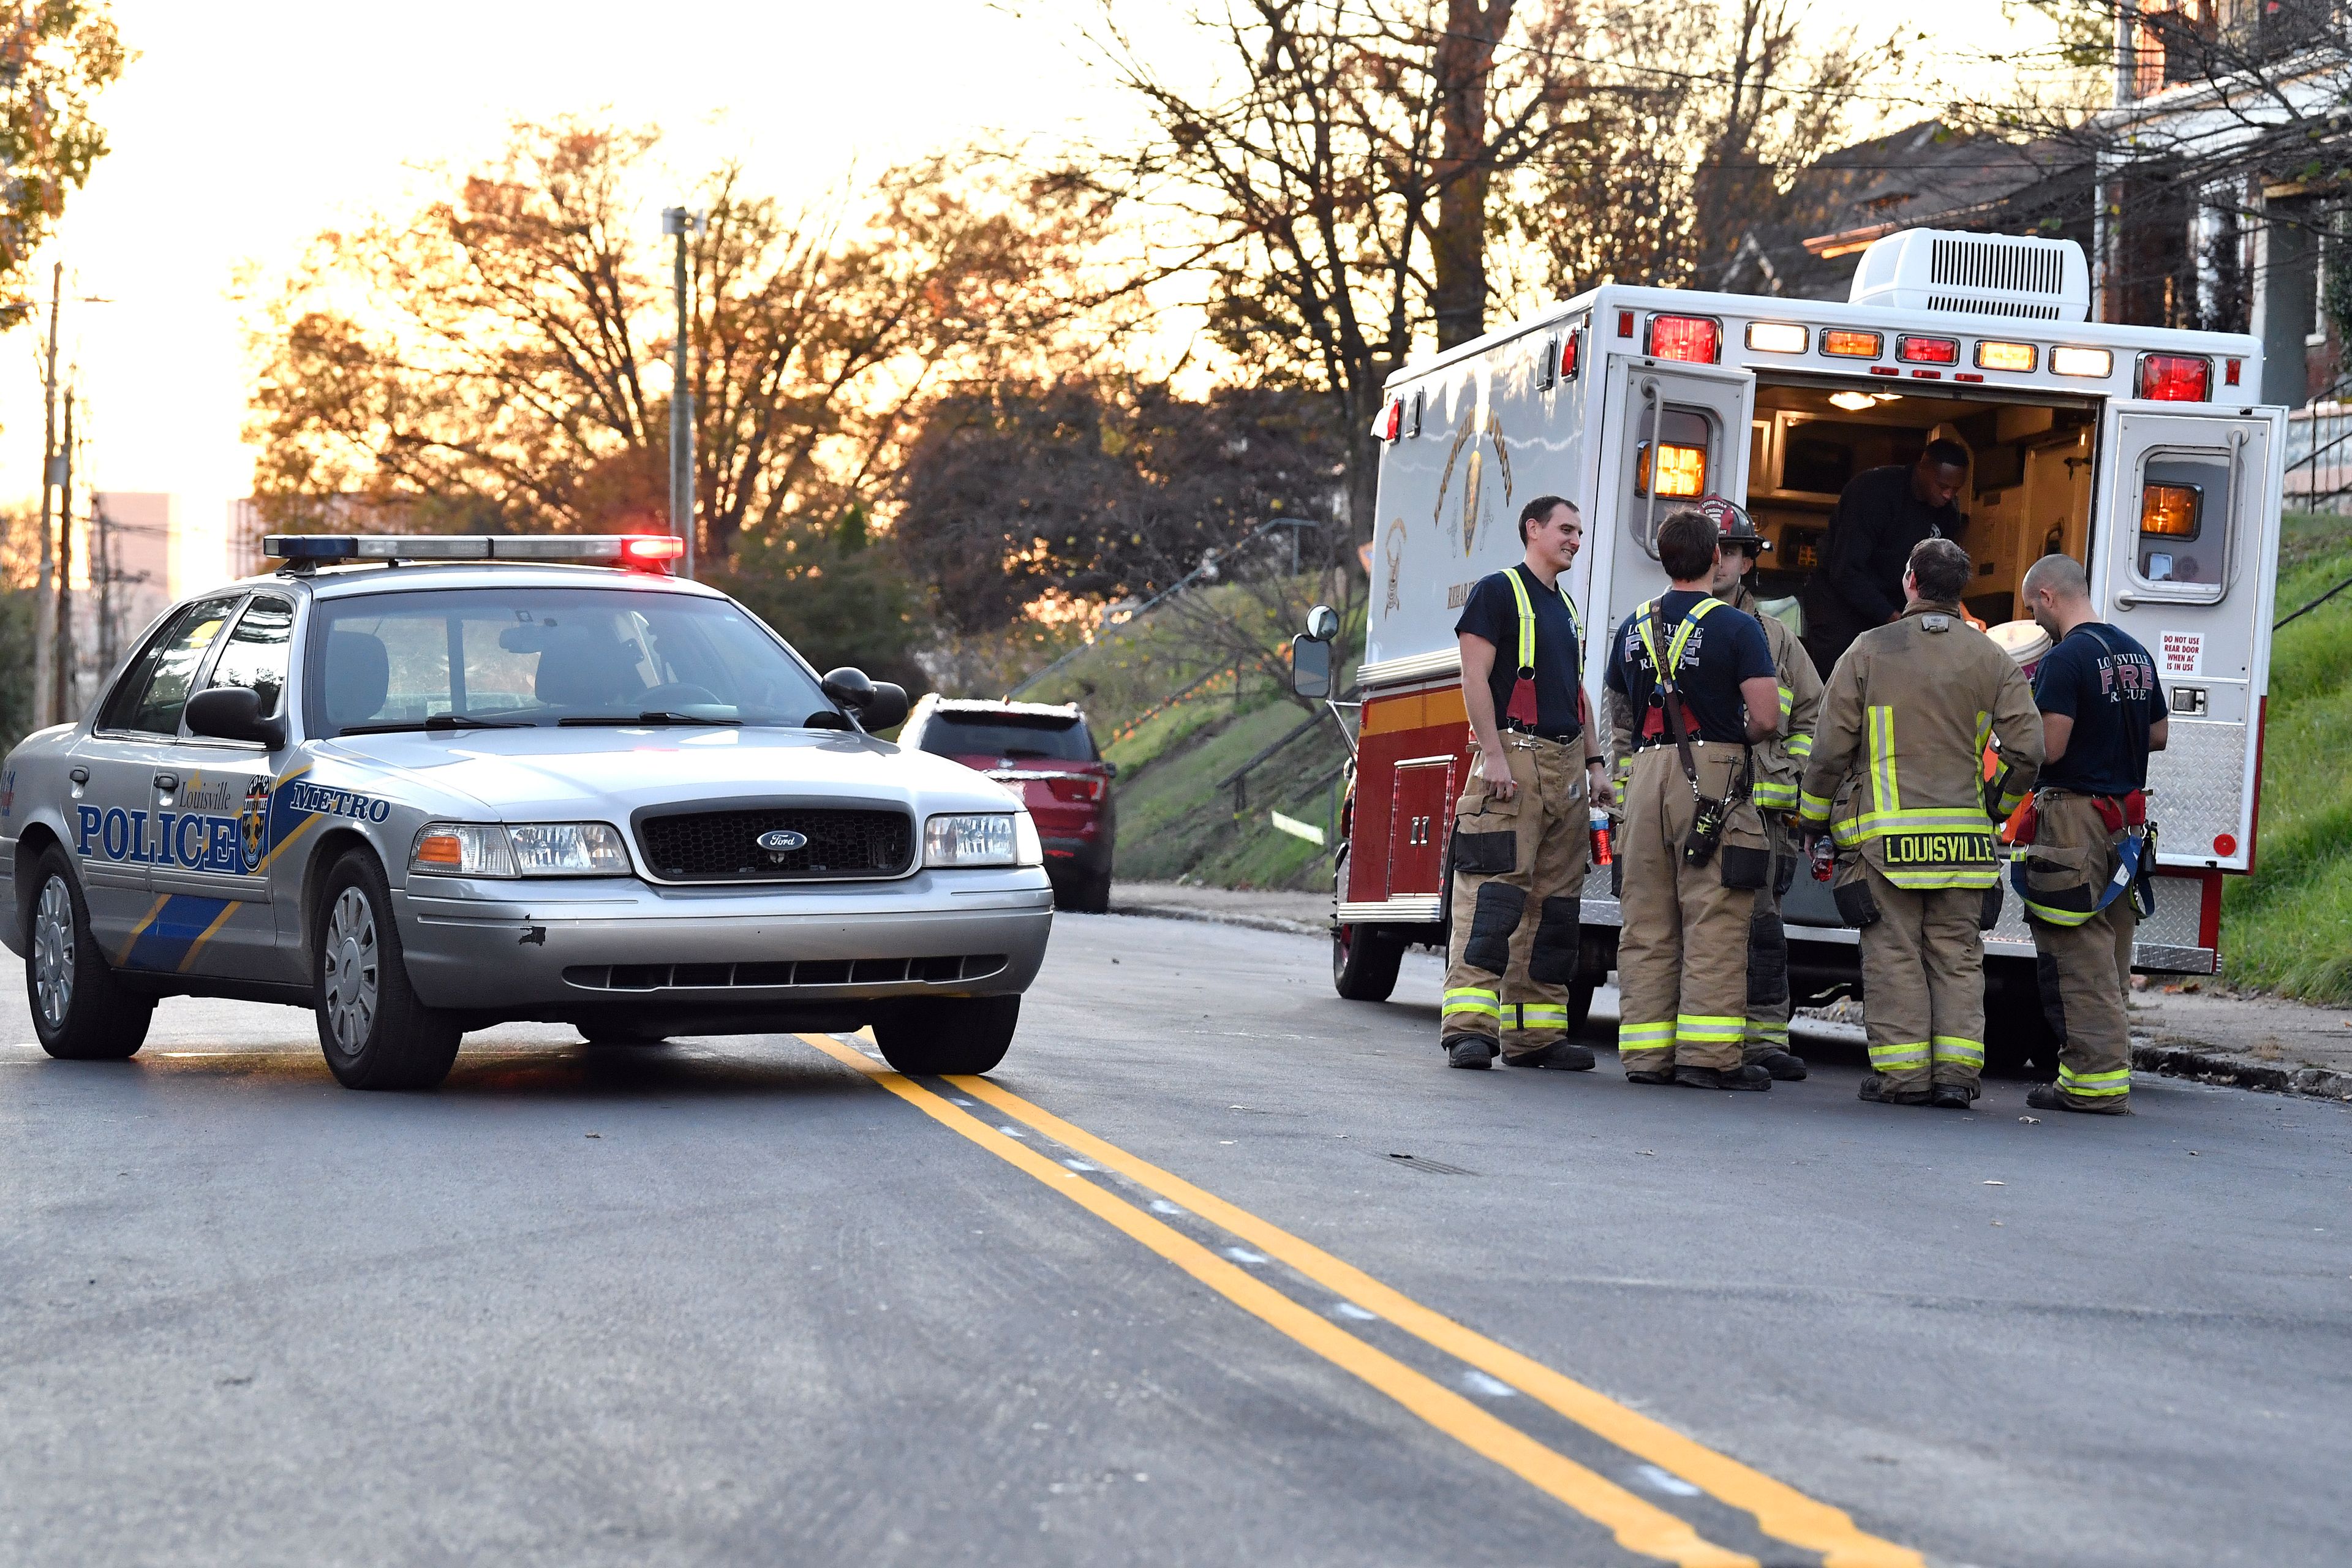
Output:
(157, 590), (296, 980)
(1594, 356), (1757, 636)
(2095, 402), (2283, 874)
(69, 592), (246, 961)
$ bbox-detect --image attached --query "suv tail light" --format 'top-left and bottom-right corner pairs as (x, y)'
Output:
(1045, 774), (1106, 803)
(2138, 353), (2211, 401)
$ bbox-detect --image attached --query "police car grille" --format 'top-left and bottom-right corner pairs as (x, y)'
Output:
(636, 807), (914, 881)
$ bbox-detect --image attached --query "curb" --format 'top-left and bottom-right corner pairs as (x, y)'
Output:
(2133, 1039), (2352, 1101)
(1108, 901), (1327, 940)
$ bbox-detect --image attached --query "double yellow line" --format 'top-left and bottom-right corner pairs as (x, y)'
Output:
(799, 1033), (1922, 1568)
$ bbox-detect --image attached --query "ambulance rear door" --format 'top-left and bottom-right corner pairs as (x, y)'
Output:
(2093, 401), (2284, 875)
(1591, 356), (1758, 640)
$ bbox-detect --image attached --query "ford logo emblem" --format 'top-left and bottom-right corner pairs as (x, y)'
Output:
(756, 829), (809, 854)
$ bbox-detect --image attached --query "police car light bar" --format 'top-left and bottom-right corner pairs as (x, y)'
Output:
(262, 533), (686, 568)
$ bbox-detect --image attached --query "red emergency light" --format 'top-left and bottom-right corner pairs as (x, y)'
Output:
(2138, 353), (2211, 402)
(1897, 335), (1961, 365)
(1645, 314), (1721, 364)
(1559, 330), (1580, 381)
(621, 535), (685, 570)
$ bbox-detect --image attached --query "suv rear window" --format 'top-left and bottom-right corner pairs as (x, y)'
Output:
(920, 710), (1097, 762)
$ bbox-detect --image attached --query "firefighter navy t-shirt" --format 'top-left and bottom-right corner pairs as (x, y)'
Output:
(1453, 564), (1585, 739)
(1605, 589), (1776, 745)
(2032, 622), (2165, 797)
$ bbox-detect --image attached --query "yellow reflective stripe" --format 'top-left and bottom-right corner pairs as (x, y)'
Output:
(2024, 900), (2098, 927)
(1972, 709), (1991, 760)
(1632, 597), (1715, 686)
(2057, 1065), (2132, 1095)
(1868, 705), (1899, 814)
(1444, 988), (1502, 1018)
(1844, 809), (1997, 835)
(1505, 569), (1581, 674)
(1776, 685), (1793, 718)
(1879, 865), (2000, 889)
(1619, 1021), (1676, 1046)
(1746, 1020), (1790, 1042)
(1675, 1014), (1746, 1044)
(1869, 1041), (1930, 1068)
(1785, 734), (1812, 760)
(1931, 1036), (1985, 1065)
(1797, 790), (1834, 825)
(1752, 780), (1798, 808)
(1997, 791), (2026, 816)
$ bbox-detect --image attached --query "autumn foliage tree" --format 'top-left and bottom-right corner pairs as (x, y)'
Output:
(0, 2), (127, 325)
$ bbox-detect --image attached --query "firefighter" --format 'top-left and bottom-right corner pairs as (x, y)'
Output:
(1702, 497), (1822, 1080)
(1798, 538), (2043, 1108)
(1439, 494), (1613, 1071)
(2015, 554), (2167, 1115)
(1604, 507), (1784, 1090)
(1799, 440), (1970, 678)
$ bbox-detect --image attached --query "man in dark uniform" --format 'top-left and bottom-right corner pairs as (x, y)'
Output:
(1604, 507), (1782, 1090)
(2015, 554), (2167, 1115)
(1439, 495), (1613, 1071)
(1800, 439), (1970, 677)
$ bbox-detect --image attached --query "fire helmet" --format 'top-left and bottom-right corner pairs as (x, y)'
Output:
(1694, 494), (1768, 551)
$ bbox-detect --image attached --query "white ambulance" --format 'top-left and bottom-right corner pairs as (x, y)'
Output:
(1305, 230), (2282, 1069)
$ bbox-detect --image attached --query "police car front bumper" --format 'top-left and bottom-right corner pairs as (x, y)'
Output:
(395, 867), (1055, 1012)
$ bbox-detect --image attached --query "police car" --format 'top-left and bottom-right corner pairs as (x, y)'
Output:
(1, 535), (1054, 1088)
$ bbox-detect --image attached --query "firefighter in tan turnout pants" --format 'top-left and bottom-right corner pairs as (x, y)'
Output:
(1798, 538), (2043, 1109)
(1604, 508), (1785, 1090)
(1438, 496), (1614, 1071)
(2016, 554), (2167, 1115)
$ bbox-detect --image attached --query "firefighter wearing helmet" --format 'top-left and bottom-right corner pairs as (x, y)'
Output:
(1702, 496), (1822, 1079)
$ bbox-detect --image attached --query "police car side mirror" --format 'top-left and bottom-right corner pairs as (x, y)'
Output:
(861, 682), (910, 732)
(1291, 634), (1333, 701)
(186, 686), (286, 750)
(820, 667), (910, 732)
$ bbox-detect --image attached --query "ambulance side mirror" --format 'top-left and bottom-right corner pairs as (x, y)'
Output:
(1304, 603), (1341, 642)
(1291, 635), (1333, 701)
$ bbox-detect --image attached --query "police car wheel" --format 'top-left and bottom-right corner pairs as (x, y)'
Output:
(24, 846), (154, 1061)
(871, 995), (1019, 1076)
(312, 851), (462, 1090)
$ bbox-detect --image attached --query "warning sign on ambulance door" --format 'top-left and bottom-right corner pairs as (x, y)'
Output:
(2158, 630), (2204, 677)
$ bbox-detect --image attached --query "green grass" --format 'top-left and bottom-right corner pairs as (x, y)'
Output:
(2220, 513), (2352, 1001)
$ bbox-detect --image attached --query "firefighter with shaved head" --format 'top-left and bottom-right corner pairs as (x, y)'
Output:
(1799, 538), (2045, 1108)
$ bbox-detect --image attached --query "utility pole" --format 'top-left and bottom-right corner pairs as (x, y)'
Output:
(52, 388), (74, 722)
(662, 206), (705, 579)
(94, 492), (113, 674)
(32, 262), (59, 729)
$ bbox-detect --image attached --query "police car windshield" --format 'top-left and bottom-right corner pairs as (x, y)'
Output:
(307, 586), (834, 735)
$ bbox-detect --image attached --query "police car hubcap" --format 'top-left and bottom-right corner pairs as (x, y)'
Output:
(32, 875), (73, 1029)
(322, 888), (379, 1050)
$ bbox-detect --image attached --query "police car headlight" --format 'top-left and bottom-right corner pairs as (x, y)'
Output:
(924, 812), (1034, 869)
(507, 823), (633, 876)
(411, 823), (518, 878)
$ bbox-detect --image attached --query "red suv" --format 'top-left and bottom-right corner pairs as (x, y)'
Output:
(903, 696), (1117, 912)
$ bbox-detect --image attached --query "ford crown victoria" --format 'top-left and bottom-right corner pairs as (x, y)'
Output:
(1, 535), (1054, 1088)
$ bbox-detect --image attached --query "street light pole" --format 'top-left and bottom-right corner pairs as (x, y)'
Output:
(662, 206), (705, 579)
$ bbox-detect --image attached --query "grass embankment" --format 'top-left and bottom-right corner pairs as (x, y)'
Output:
(1012, 585), (1358, 892)
(2221, 513), (2352, 1002)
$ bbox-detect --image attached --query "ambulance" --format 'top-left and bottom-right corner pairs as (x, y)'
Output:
(1299, 230), (2283, 1068)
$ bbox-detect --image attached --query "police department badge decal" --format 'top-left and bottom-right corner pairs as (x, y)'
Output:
(239, 780), (272, 872)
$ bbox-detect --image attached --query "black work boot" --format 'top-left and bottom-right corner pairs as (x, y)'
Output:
(1858, 1074), (1931, 1105)
(1929, 1082), (1977, 1110)
(2026, 1082), (2132, 1115)
(1673, 1063), (1771, 1091)
(1751, 1049), (1808, 1082)
(1626, 1069), (1678, 1085)
(1505, 1041), (1596, 1071)
(1444, 1035), (1499, 1070)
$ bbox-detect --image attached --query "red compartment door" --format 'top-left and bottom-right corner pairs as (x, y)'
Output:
(1387, 758), (1456, 898)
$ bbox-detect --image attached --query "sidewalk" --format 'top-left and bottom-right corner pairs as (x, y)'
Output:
(1109, 882), (2352, 1100)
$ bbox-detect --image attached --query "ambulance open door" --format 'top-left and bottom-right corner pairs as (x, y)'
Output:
(2093, 402), (2283, 875)
(1594, 358), (1757, 636)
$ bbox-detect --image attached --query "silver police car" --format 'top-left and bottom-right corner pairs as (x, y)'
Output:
(0, 534), (1055, 1088)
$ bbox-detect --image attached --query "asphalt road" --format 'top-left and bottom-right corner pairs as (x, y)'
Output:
(4, 913), (2349, 1568)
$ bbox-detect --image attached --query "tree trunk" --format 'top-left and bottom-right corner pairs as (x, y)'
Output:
(1430, 0), (1513, 350)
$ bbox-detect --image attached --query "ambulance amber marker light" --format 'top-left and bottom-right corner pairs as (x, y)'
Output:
(1645, 314), (1721, 363)
(2051, 346), (2113, 377)
(1897, 334), (1960, 365)
(1820, 329), (1882, 358)
(2138, 353), (2211, 401)
(1746, 322), (1806, 353)
(1976, 340), (2037, 372)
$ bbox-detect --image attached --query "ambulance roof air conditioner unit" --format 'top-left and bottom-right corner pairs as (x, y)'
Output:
(1848, 229), (2089, 323)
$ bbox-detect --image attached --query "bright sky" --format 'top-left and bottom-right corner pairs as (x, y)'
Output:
(2, 0), (2030, 578)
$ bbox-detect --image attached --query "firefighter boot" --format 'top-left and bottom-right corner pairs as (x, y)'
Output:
(1674, 1063), (1771, 1091)
(1446, 1035), (1499, 1070)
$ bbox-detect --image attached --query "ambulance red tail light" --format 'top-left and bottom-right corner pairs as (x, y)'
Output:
(1559, 331), (1580, 381)
(1372, 398), (1403, 441)
(2138, 353), (2211, 402)
(1897, 334), (1960, 365)
(1645, 314), (1721, 364)
(621, 535), (685, 570)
